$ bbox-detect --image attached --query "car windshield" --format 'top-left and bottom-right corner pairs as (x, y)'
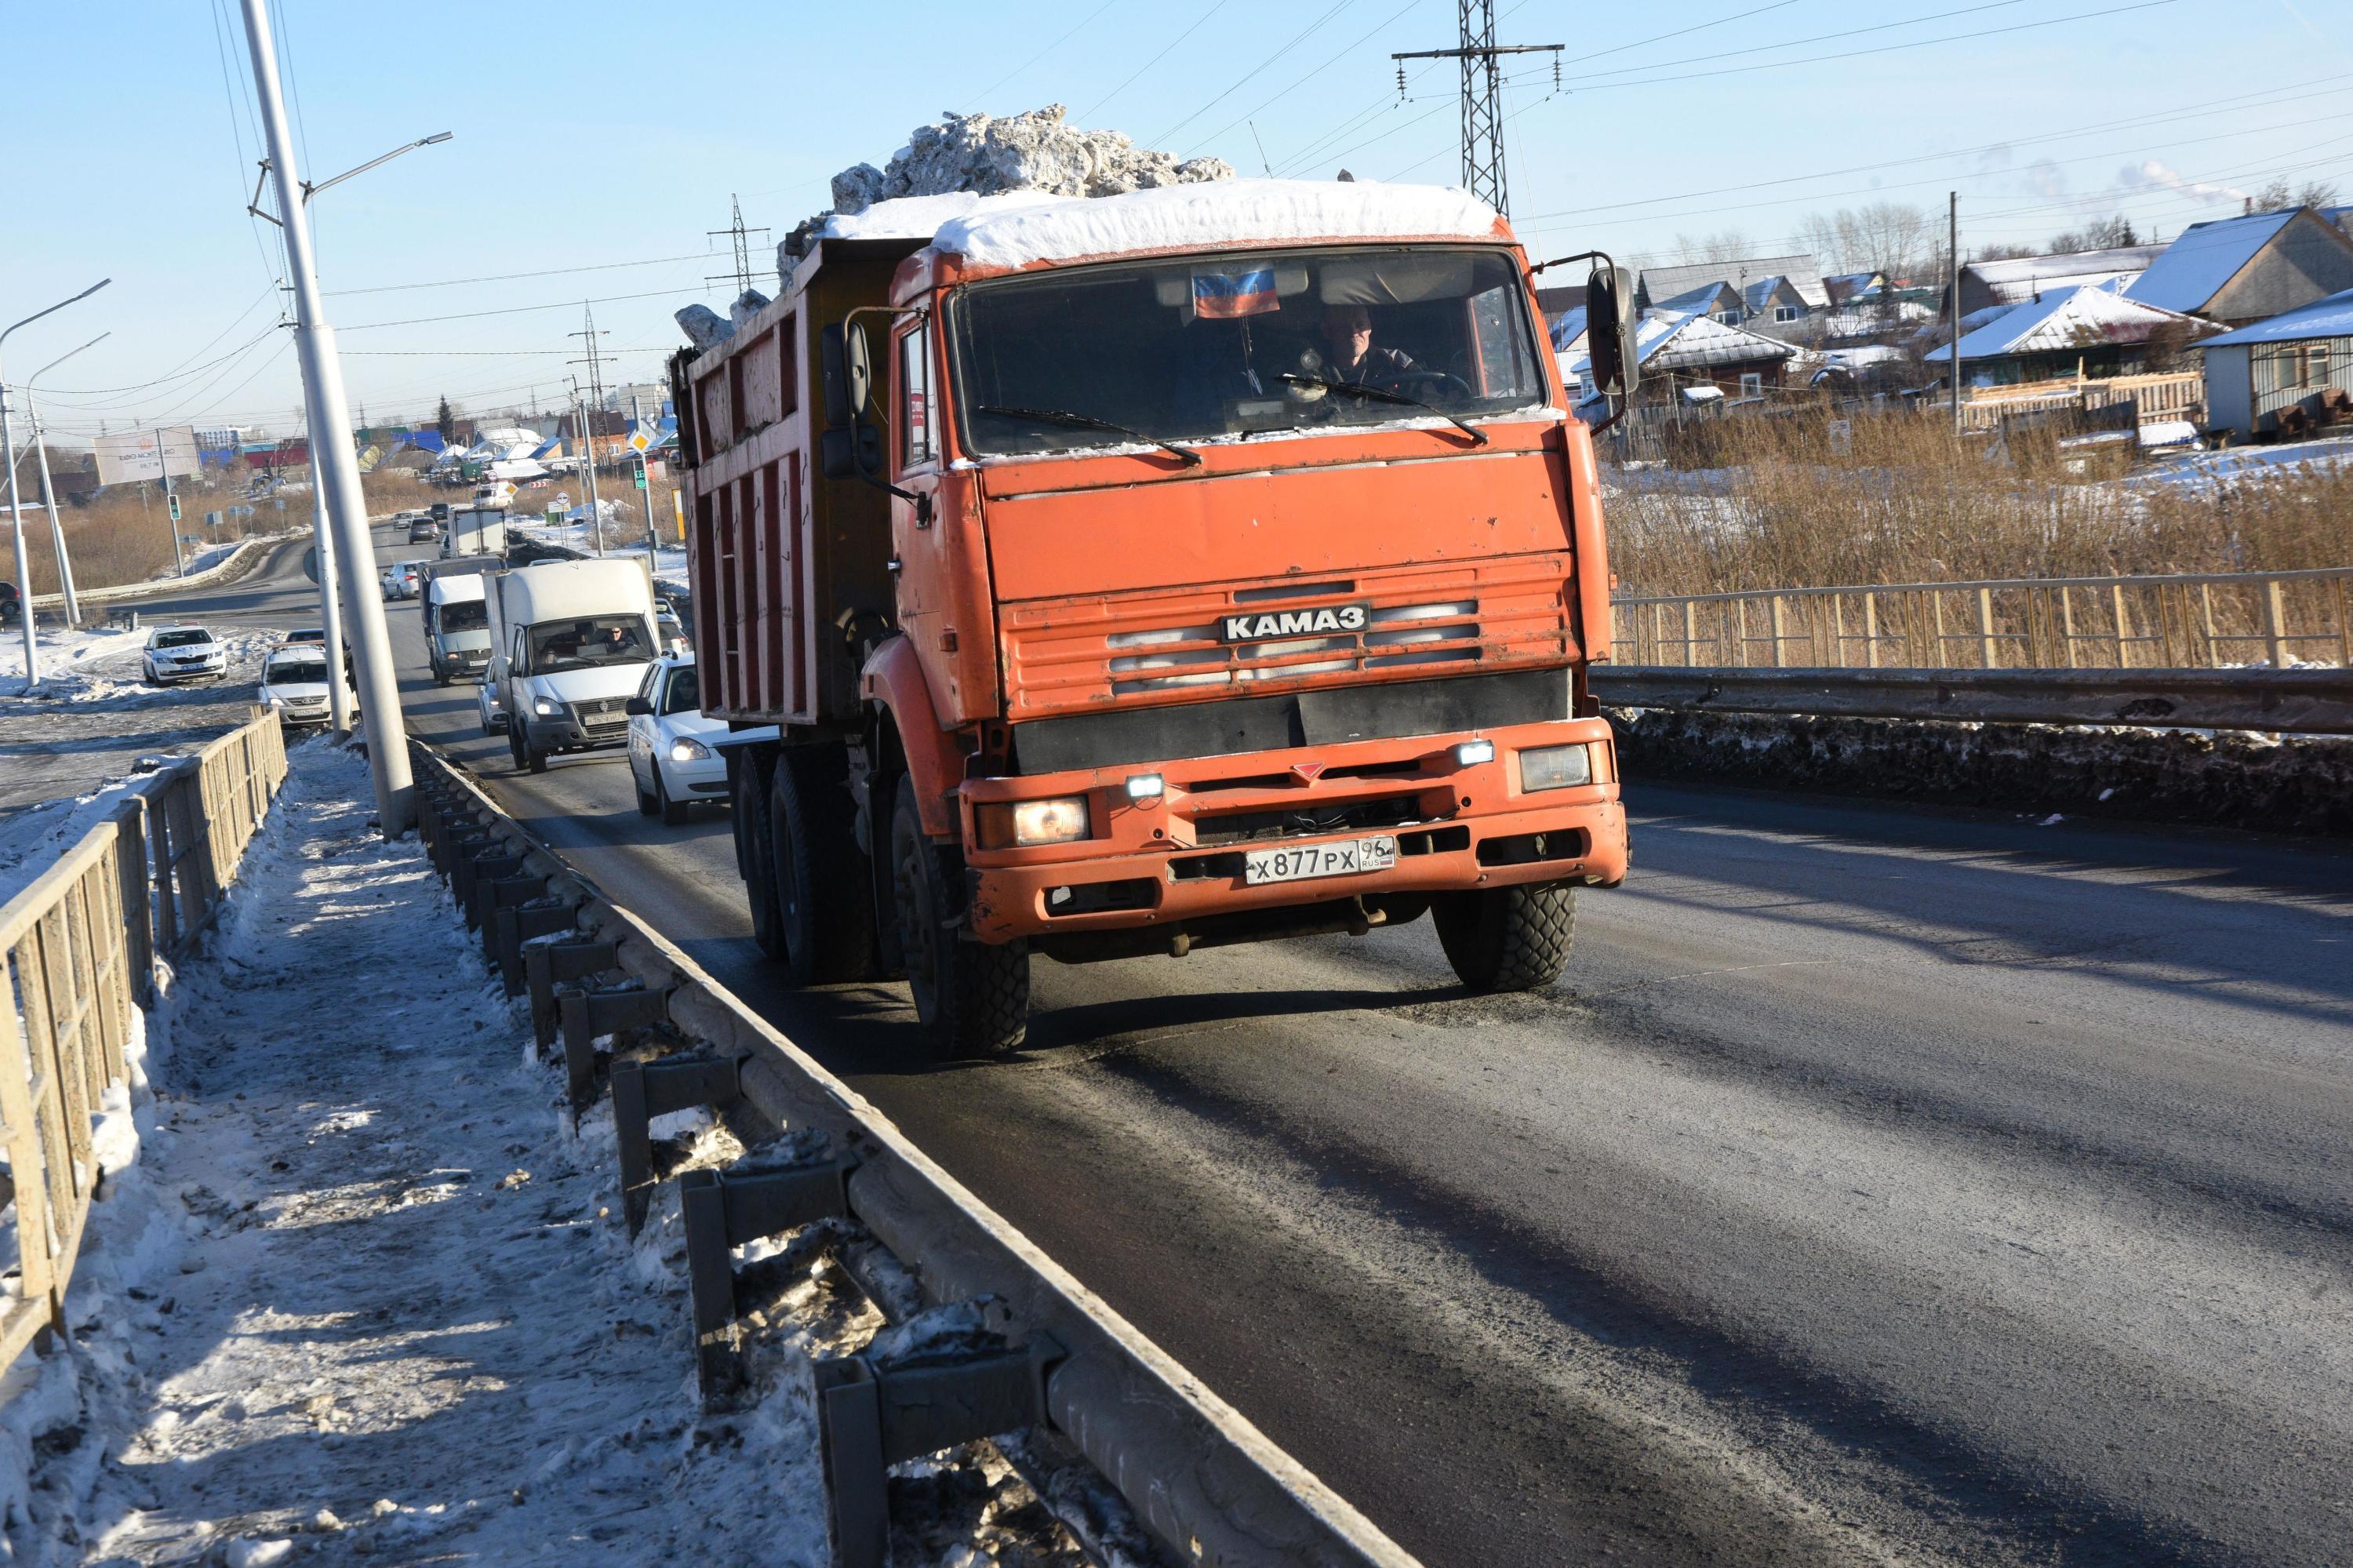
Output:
(155, 630), (212, 649)
(948, 245), (1547, 460)
(267, 660), (328, 686)
(528, 615), (649, 674)
(438, 600), (489, 631)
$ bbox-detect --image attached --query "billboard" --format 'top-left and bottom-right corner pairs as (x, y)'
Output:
(93, 427), (202, 485)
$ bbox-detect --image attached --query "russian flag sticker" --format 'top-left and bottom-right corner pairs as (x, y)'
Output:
(1192, 268), (1280, 318)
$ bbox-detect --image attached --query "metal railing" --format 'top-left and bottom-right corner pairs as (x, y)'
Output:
(1613, 568), (2353, 672)
(0, 712), (288, 1370)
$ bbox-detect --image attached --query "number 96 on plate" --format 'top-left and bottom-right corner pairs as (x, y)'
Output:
(1242, 835), (1399, 887)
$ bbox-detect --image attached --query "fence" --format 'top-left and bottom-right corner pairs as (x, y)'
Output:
(1933, 371), (2205, 432)
(1612, 568), (2353, 673)
(0, 712), (289, 1371)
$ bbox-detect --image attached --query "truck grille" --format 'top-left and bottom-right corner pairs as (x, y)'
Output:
(1001, 556), (1572, 718)
(573, 697), (629, 734)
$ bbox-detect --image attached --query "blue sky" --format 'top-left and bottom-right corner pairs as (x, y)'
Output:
(5, 0), (2344, 442)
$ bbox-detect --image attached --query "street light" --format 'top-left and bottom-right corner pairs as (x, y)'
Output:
(21, 330), (111, 628)
(2, 278), (111, 689)
(246, 131), (456, 220)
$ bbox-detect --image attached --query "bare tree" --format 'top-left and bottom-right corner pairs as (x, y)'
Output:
(2048, 214), (2139, 253)
(2251, 176), (2341, 213)
(1671, 229), (1754, 264)
(1793, 202), (1935, 278)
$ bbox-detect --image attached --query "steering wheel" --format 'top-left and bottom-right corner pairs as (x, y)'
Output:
(1375, 368), (1474, 402)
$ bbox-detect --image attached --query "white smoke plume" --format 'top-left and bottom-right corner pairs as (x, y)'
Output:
(2125, 160), (2251, 206)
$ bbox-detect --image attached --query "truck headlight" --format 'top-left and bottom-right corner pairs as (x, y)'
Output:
(1516, 743), (1594, 792)
(976, 796), (1091, 849)
(532, 697), (559, 717)
(670, 737), (712, 763)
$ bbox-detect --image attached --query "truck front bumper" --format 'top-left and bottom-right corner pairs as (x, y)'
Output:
(958, 715), (1627, 945)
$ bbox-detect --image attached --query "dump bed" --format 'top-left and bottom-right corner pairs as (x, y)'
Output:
(671, 240), (916, 728)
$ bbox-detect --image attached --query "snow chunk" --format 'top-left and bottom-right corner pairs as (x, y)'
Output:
(781, 104), (1232, 261)
(934, 178), (1503, 271)
(815, 189), (1076, 246)
(675, 304), (733, 352)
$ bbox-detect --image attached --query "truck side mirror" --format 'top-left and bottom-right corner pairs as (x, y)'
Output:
(820, 324), (853, 429)
(843, 322), (873, 420)
(1587, 264), (1640, 401)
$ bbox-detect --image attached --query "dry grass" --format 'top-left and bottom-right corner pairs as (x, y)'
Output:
(6, 476), (293, 598)
(1605, 412), (2351, 596)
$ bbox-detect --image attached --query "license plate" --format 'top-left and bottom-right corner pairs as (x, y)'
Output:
(1242, 835), (1397, 886)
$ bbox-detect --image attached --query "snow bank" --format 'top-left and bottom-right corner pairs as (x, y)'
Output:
(934, 176), (1501, 271)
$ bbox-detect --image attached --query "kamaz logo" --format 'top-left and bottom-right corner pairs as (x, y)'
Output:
(1220, 603), (1369, 642)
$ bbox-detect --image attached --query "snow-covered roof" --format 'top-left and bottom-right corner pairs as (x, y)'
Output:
(1652, 282), (1738, 317)
(926, 179), (1502, 270)
(1568, 309), (1798, 381)
(2126, 209), (2300, 312)
(1922, 285), (2207, 363)
(1549, 305), (1589, 351)
(1639, 254), (1830, 310)
(2195, 286), (2353, 347)
(1965, 244), (2163, 305)
(1740, 275), (1803, 314)
(1824, 270), (1883, 304)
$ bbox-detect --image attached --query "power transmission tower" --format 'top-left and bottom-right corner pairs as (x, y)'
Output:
(569, 306), (611, 554)
(1391, 1), (1561, 214)
(705, 194), (771, 297)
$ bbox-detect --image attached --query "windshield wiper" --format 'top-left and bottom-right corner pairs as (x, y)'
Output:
(976, 405), (1203, 467)
(1277, 374), (1489, 447)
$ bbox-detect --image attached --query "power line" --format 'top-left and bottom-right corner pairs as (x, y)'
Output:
(1151, 0), (1355, 146)
(340, 286), (722, 333)
(1074, 0), (1236, 120)
(325, 252), (717, 297)
(967, 0), (1122, 112)
(35, 324), (285, 400)
(1187, 0), (1424, 155)
(1558, 0), (2033, 85)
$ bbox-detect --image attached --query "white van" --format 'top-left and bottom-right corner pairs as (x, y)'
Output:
(485, 558), (658, 774)
(424, 571), (493, 685)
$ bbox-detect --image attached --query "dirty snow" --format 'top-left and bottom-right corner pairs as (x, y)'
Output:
(783, 104), (1232, 264)
(1, 742), (1079, 1566)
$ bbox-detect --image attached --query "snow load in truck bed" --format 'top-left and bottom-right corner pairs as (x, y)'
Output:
(823, 179), (1503, 270)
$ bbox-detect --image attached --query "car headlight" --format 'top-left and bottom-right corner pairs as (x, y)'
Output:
(532, 697), (560, 717)
(265, 694), (285, 709)
(669, 737), (712, 763)
(1516, 743), (1595, 792)
(976, 795), (1091, 849)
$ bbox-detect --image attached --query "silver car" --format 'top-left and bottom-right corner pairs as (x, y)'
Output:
(141, 625), (226, 684)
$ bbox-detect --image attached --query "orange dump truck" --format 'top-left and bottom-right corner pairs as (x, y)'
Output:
(671, 179), (1636, 1055)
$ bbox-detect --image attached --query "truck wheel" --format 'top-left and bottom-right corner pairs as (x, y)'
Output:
(737, 754), (786, 962)
(890, 775), (1027, 1057)
(769, 748), (875, 986)
(1431, 881), (1577, 994)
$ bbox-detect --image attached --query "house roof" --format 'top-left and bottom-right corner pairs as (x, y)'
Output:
(1823, 271), (1883, 305)
(1549, 305), (1589, 351)
(1922, 285), (2208, 363)
(2124, 209), (2301, 312)
(1638, 253), (1830, 310)
(1652, 282), (1740, 316)
(2195, 286), (2353, 347)
(1570, 310), (1800, 380)
(1965, 244), (2165, 304)
(1740, 275), (1802, 314)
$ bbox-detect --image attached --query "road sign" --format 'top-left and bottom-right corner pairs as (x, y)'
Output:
(205, 510), (223, 528)
(167, 493), (182, 523)
(303, 546), (319, 584)
(627, 427), (653, 453)
(632, 458), (647, 490)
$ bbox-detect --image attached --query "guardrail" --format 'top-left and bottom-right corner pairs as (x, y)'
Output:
(1612, 568), (2353, 674)
(1590, 664), (2353, 735)
(25, 532), (300, 617)
(408, 741), (1419, 1568)
(0, 711), (289, 1371)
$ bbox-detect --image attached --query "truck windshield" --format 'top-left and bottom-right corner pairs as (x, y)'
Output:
(438, 600), (489, 631)
(948, 245), (1547, 460)
(528, 616), (649, 673)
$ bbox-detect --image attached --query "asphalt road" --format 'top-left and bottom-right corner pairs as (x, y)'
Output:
(209, 524), (2353, 1565)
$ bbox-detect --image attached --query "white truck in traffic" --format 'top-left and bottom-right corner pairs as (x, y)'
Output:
(482, 557), (659, 774)
(439, 506), (508, 559)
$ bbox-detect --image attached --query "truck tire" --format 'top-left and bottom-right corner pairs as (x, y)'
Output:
(768, 748), (875, 986)
(1431, 881), (1576, 994)
(736, 753), (786, 962)
(889, 775), (1027, 1057)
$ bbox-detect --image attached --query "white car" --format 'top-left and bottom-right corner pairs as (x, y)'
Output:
(624, 655), (726, 825)
(142, 625), (226, 684)
(476, 676), (507, 735)
(380, 561), (423, 600)
(258, 646), (354, 728)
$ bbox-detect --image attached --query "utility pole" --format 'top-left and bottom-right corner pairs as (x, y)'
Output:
(569, 305), (612, 555)
(23, 330), (108, 629)
(161, 460), (187, 577)
(706, 195), (770, 299)
(1949, 190), (1963, 441)
(1392, 2), (1561, 214)
(2, 279), (110, 686)
(238, 0), (413, 835)
(304, 424), (351, 734)
(631, 394), (659, 556)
